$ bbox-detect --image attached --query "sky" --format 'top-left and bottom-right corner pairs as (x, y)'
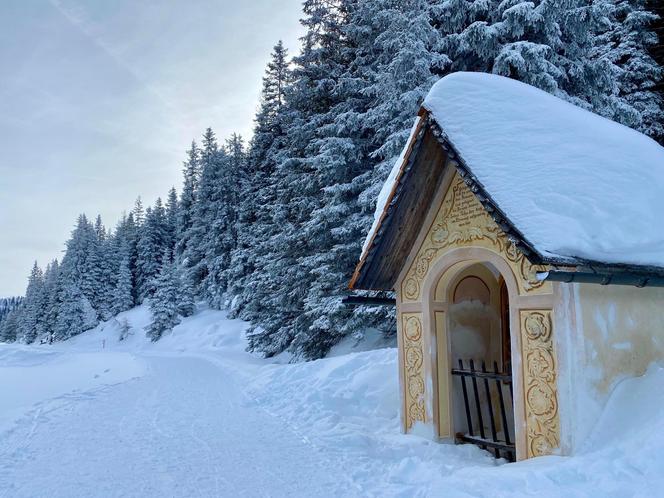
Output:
(0, 0), (305, 296)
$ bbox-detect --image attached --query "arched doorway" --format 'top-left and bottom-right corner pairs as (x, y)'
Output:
(434, 261), (516, 460)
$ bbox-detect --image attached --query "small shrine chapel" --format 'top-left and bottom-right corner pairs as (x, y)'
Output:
(350, 72), (664, 462)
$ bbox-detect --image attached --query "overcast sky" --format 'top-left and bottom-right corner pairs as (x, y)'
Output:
(0, 0), (305, 296)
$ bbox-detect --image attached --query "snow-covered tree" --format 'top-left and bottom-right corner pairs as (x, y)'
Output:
(113, 250), (134, 315)
(53, 281), (97, 341)
(165, 187), (179, 254)
(230, 41), (293, 318)
(147, 254), (184, 341)
(199, 134), (244, 308)
(17, 262), (45, 343)
(39, 259), (61, 341)
(176, 142), (201, 260)
(118, 317), (132, 341)
(0, 309), (19, 343)
(181, 128), (220, 293)
(136, 199), (168, 302)
(590, 0), (663, 138)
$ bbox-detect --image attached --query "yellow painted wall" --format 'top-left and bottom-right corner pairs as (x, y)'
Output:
(577, 283), (664, 393)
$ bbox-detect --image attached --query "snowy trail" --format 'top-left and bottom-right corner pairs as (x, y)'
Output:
(0, 354), (363, 498)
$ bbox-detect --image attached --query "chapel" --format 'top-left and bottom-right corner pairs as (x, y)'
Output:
(350, 72), (664, 461)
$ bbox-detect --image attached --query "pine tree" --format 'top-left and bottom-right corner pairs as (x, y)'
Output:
(176, 142), (201, 260)
(53, 281), (97, 341)
(0, 309), (19, 343)
(232, 41), (293, 318)
(200, 134), (244, 308)
(591, 0), (663, 138)
(181, 128), (220, 293)
(113, 249), (134, 315)
(115, 211), (140, 304)
(132, 197), (145, 227)
(245, 0), (356, 357)
(17, 262), (45, 343)
(39, 259), (61, 341)
(60, 215), (101, 310)
(136, 199), (168, 301)
(92, 215), (114, 320)
(165, 187), (179, 254)
(147, 254), (182, 341)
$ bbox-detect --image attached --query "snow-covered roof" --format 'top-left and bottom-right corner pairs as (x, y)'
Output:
(353, 72), (664, 289)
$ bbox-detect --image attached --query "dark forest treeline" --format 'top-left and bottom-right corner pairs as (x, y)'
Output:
(2, 0), (662, 358)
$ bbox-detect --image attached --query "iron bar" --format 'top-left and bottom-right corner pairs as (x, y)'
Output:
(494, 361), (512, 448)
(469, 359), (486, 441)
(457, 435), (516, 452)
(458, 359), (473, 437)
(481, 361), (500, 458)
(450, 369), (511, 382)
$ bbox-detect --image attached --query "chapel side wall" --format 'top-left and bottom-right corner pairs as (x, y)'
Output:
(566, 283), (664, 448)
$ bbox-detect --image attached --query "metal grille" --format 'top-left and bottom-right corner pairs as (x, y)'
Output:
(451, 359), (515, 461)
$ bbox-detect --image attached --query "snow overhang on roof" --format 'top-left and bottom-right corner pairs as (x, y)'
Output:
(351, 72), (664, 291)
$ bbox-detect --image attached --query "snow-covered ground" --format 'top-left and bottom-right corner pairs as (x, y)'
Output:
(1, 306), (663, 497)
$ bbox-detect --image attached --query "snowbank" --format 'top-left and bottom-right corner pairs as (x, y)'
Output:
(421, 364), (664, 497)
(249, 348), (501, 494)
(249, 342), (664, 496)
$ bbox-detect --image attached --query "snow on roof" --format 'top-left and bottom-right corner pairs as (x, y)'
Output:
(423, 72), (664, 268)
(361, 71), (664, 272)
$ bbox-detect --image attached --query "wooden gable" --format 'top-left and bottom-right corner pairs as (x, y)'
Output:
(350, 124), (448, 290)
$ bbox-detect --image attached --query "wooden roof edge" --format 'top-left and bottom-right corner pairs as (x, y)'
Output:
(349, 109), (429, 290)
(542, 258), (664, 279)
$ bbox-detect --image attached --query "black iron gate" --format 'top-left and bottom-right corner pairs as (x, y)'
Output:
(451, 359), (515, 461)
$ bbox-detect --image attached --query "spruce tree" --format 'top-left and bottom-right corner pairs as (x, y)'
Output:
(181, 128), (220, 293)
(245, 0), (355, 357)
(136, 199), (168, 301)
(17, 262), (44, 343)
(176, 142), (201, 260)
(53, 281), (97, 341)
(200, 134), (244, 308)
(591, 0), (663, 139)
(165, 187), (179, 254)
(39, 259), (61, 340)
(232, 41), (293, 319)
(0, 309), (19, 343)
(147, 254), (182, 341)
(113, 249), (134, 315)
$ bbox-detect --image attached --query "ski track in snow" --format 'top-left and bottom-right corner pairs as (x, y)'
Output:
(0, 354), (364, 498)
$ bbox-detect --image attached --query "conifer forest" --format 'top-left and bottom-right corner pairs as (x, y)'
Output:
(2, 0), (662, 360)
